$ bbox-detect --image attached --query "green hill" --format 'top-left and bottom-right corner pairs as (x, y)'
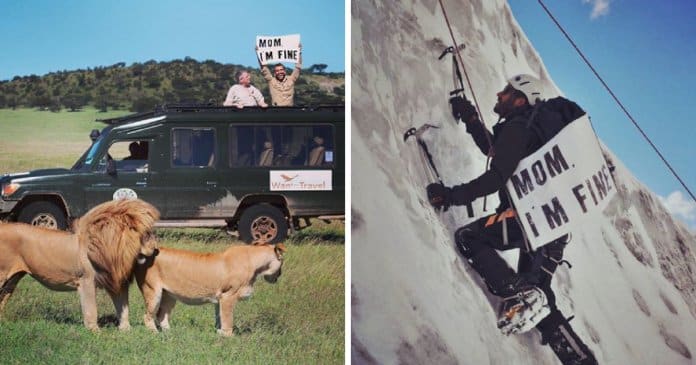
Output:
(0, 57), (344, 112)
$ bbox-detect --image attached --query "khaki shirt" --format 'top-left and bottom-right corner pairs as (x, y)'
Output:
(261, 64), (301, 106)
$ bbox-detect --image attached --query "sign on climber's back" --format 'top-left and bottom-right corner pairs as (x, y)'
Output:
(506, 115), (616, 250)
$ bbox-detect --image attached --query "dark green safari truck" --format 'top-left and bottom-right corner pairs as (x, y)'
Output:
(0, 104), (345, 243)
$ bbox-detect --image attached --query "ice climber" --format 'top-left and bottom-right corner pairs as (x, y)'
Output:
(426, 74), (598, 365)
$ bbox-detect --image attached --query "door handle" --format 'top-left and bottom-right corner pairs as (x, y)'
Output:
(206, 181), (218, 186)
(136, 181), (147, 187)
(91, 183), (111, 187)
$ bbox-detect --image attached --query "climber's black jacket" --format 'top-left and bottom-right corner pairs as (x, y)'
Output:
(450, 97), (585, 212)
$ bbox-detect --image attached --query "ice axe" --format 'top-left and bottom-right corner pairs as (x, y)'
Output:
(439, 44), (467, 99)
(404, 123), (474, 217)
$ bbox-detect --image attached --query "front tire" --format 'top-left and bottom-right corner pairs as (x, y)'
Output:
(17, 201), (68, 230)
(238, 204), (288, 244)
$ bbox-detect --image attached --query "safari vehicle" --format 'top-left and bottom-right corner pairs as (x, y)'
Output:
(0, 104), (345, 243)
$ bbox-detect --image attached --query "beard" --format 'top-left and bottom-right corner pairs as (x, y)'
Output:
(493, 97), (516, 118)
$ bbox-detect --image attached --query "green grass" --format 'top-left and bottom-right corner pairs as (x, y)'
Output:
(0, 108), (345, 364)
(0, 241), (344, 364)
(0, 239), (344, 364)
(0, 107), (124, 172)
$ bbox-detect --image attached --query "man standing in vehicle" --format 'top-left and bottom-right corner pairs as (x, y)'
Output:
(223, 70), (268, 108)
(256, 44), (302, 106)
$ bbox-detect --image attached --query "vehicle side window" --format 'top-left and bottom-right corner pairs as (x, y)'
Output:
(171, 128), (216, 168)
(307, 125), (334, 167)
(229, 124), (335, 168)
(100, 140), (150, 173)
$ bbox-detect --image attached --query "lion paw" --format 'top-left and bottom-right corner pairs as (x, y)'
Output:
(217, 328), (234, 337)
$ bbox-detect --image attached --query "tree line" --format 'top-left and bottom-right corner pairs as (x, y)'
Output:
(0, 57), (344, 112)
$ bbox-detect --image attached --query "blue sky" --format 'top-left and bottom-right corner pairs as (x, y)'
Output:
(1, 0), (694, 228)
(0, 0), (345, 81)
(508, 0), (696, 228)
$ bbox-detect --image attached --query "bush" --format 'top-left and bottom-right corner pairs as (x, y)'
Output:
(131, 96), (161, 112)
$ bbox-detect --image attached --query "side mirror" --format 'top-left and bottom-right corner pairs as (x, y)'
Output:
(107, 159), (117, 176)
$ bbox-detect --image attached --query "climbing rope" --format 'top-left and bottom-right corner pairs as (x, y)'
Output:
(537, 0), (696, 203)
(438, 0), (496, 212)
(438, 0), (489, 137)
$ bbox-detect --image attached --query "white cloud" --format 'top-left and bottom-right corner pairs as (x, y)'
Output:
(659, 191), (696, 230)
(582, 0), (611, 19)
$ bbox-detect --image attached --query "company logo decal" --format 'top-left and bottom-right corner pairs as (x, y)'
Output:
(113, 188), (138, 200)
(280, 174), (299, 182)
(270, 170), (332, 191)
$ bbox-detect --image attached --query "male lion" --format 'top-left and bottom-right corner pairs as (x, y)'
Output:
(135, 242), (285, 336)
(0, 199), (159, 331)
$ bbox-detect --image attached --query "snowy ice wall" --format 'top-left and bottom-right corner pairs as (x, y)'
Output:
(351, 0), (696, 364)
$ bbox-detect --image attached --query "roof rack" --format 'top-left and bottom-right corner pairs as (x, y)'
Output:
(95, 103), (344, 124)
(156, 103), (344, 113)
(96, 110), (157, 125)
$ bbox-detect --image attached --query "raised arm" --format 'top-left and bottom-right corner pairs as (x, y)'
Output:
(289, 44), (302, 81)
(256, 46), (273, 81)
(451, 96), (491, 155)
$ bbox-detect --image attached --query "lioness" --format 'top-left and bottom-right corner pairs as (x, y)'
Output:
(135, 242), (285, 336)
(0, 199), (159, 331)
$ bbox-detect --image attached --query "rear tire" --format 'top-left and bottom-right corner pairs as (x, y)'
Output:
(17, 201), (68, 230)
(238, 204), (288, 244)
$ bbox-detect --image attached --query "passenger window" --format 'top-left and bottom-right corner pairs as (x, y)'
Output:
(229, 126), (254, 167)
(103, 140), (150, 173)
(307, 125), (334, 167)
(171, 128), (216, 168)
(229, 124), (335, 168)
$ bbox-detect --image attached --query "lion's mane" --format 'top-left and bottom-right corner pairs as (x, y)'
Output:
(75, 199), (159, 294)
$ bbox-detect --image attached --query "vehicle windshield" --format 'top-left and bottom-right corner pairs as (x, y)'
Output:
(84, 137), (104, 166)
(72, 136), (104, 171)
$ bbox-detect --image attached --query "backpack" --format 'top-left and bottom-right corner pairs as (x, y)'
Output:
(526, 96), (586, 147)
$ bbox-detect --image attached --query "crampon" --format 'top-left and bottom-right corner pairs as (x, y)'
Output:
(497, 287), (550, 335)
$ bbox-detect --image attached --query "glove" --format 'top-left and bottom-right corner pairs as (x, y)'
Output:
(449, 96), (477, 123)
(426, 182), (451, 211)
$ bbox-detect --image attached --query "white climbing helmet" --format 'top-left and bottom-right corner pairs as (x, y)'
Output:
(507, 74), (543, 106)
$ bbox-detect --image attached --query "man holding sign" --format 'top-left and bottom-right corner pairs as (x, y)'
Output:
(256, 34), (302, 106)
(426, 74), (599, 364)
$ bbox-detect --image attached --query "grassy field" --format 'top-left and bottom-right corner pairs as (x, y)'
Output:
(0, 108), (345, 364)
(0, 107), (124, 172)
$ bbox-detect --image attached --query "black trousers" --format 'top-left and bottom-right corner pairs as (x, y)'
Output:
(455, 213), (595, 363)
(454, 209), (567, 309)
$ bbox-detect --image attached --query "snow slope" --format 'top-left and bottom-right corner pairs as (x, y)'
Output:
(351, 1), (696, 364)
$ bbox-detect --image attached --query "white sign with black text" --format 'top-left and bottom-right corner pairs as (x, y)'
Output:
(505, 115), (616, 250)
(270, 170), (332, 191)
(256, 34), (300, 65)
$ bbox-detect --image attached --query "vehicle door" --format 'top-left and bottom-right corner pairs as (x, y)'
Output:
(157, 126), (225, 218)
(83, 139), (168, 213)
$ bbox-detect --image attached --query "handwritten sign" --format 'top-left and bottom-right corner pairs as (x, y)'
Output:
(505, 115), (617, 250)
(256, 34), (300, 65)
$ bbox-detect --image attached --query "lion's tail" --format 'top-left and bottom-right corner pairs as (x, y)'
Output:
(75, 199), (160, 294)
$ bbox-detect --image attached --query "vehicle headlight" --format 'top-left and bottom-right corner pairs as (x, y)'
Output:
(2, 182), (20, 197)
